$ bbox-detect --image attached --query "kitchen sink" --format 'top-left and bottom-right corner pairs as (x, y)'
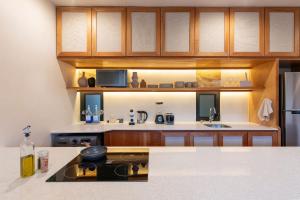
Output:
(204, 123), (231, 128)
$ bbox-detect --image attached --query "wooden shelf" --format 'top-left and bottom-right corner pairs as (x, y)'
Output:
(67, 87), (262, 92)
(59, 57), (276, 69)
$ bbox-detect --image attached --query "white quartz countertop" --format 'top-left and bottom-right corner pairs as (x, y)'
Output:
(1, 147), (300, 200)
(51, 122), (278, 133)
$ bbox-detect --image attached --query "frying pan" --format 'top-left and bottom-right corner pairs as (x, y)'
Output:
(80, 146), (107, 161)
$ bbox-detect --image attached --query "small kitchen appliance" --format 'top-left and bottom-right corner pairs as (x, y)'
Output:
(155, 102), (164, 124)
(137, 111), (148, 124)
(165, 113), (175, 125)
(46, 148), (149, 182)
(129, 109), (135, 125)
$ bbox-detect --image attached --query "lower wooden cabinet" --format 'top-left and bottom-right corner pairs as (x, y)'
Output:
(248, 131), (278, 146)
(218, 131), (248, 146)
(161, 132), (190, 146)
(104, 130), (279, 147)
(190, 132), (218, 146)
(104, 131), (161, 146)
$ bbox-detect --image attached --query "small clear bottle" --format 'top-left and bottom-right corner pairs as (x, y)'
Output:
(85, 105), (93, 123)
(92, 105), (100, 123)
(20, 125), (35, 178)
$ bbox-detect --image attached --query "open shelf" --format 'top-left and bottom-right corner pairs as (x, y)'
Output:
(67, 86), (262, 92)
(59, 57), (275, 69)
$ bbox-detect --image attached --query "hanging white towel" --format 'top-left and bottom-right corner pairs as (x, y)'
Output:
(257, 98), (273, 121)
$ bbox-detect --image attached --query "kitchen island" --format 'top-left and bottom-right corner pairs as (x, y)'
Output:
(1, 147), (299, 200)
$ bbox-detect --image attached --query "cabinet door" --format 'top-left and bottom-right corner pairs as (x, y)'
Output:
(190, 132), (218, 146)
(195, 8), (229, 56)
(219, 132), (248, 146)
(104, 131), (161, 146)
(161, 8), (195, 56)
(248, 131), (278, 146)
(56, 7), (92, 57)
(265, 8), (299, 57)
(92, 7), (126, 56)
(230, 8), (264, 56)
(127, 8), (160, 56)
(161, 132), (190, 146)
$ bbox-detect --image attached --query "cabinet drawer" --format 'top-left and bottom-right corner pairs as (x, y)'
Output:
(248, 131), (278, 146)
(190, 132), (218, 146)
(161, 132), (190, 146)
(219, 132), (248, 146)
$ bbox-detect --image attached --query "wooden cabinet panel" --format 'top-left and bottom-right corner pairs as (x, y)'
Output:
(219, 131), (248, 146)
(104, 130), (278, 147)
(265, 8), (299, 57)
(190, 132), (218, 146)
(161, 132), (190, 146)
(56, 7), (92, 57)
(92, 7), (126, 56)
(161, 8), (195, 56)
(195, 8), (229, 56)
(230, 8), (264, 56)
(104, 131), (161, 146)
(127, 8), (160, 56)
(248, 131), (278, 146)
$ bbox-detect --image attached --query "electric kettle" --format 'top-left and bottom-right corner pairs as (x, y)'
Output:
(137, 111), (148, 124)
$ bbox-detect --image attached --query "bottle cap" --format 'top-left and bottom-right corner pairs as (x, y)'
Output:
(23, 125), (31, 137)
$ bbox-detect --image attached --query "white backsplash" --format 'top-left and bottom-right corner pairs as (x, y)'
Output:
(103, 92), (249, 123)
(74, 70), (250, 123)
(104, 92), (196, 122)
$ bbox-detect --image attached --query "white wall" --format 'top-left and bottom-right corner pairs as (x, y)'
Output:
(103, 92), (249, 122)
(102, 70), (249, 122)
(104, 92), (197, 122)
(0, 0), (75, 146)
(0, 0), (249, 146)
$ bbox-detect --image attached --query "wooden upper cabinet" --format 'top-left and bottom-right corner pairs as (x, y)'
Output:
(230, 8), (265, 56)
(195, 8), (229, 56)
(56, 7), (92, 57)
(265, 8), (300, 57)
(161, 8), (195, 56)
(92, 7), (126, 56)
(126, 8), (161, 56)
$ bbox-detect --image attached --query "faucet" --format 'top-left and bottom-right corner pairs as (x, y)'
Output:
(209, 107), (216, 123)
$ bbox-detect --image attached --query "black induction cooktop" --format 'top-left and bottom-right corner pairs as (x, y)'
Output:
(46, 150), (149, 182)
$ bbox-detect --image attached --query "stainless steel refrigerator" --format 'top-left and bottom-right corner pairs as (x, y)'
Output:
(281, 72), (300, 146)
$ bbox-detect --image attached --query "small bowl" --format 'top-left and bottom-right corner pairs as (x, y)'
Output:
(175, 81), (185, 88)
(147, 84), (159, 88)
(159, 83), (173, 88)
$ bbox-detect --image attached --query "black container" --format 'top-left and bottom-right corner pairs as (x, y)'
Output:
(155, 114), (164, 124)
(165, 113), (175, 125)
(88, 77), (96, 87)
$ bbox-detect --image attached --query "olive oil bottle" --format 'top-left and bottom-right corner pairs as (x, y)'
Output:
(20, 125), (35, 178)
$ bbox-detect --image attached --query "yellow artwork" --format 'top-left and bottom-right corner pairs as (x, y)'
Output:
(196, 70), (221, 87)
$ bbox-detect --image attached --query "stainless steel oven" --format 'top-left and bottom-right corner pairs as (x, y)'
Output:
(51, 133), (104, 147)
